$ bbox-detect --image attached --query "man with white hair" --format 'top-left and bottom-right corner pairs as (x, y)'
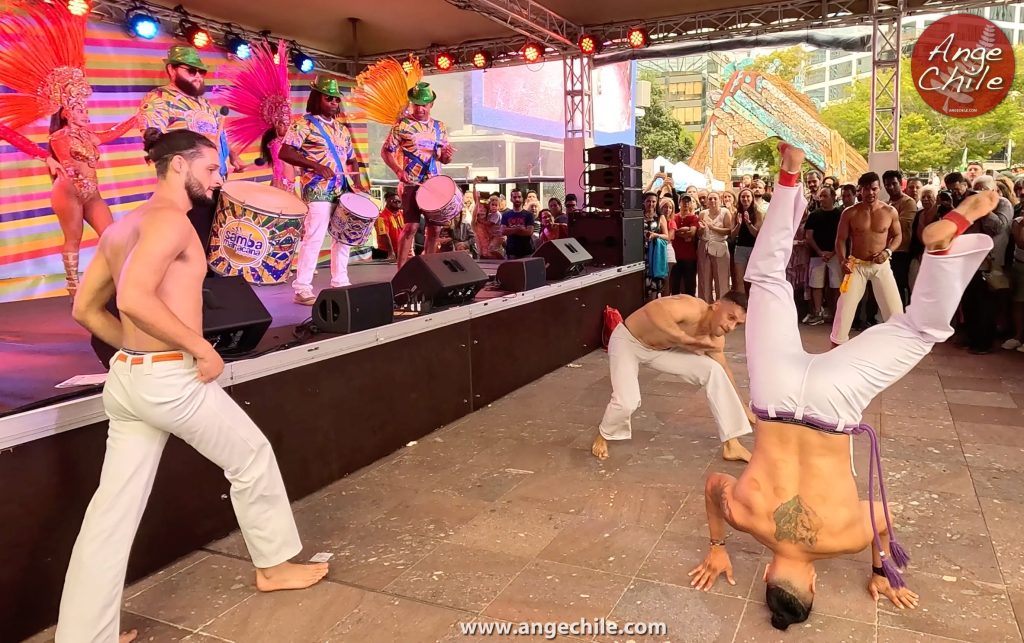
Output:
(959, 174), (1011, 354)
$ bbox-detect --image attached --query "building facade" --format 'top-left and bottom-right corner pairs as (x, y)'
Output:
(803, 4), (1024, 107)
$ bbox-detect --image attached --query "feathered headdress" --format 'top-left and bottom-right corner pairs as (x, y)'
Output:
(348, 55), (422, 125)
(0, 0), (89, 129)
(217, 40), (292, 152)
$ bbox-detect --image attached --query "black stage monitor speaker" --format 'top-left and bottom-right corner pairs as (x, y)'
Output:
(313, 282), (394, 333)
(569, 215), (644, 267)
(586, 166), (643, 190)
(90, 275), (272, 367)
(496, 257), (547, 292)
(391, 251), (488, 310)
(584, 188), (643, 211)
(201, 275), (273, 354)
(584, 143), (642, 167)
(532, 238), (592, 281)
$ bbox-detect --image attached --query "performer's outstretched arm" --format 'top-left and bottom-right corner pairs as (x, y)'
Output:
(92, 114), (140, 145)
(864, 501), (919, 609)
(0, 123), (47, 159)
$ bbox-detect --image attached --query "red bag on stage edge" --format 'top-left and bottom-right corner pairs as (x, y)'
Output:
(602, 305), (623, 350)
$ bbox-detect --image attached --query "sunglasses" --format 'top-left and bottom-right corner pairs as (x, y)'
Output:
(176, 65), (207, 77)
(325, 96), (342, 103)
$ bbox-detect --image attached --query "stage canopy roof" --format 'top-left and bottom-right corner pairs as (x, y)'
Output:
(132, 0), (996, 72)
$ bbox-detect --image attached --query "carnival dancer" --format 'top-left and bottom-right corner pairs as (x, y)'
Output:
(0, 0), (139, 299)
(217, 39), (296, 192)
(592, 292), (755, 463)
(831, 172), (904, 345)
(139, 45), (248, 249)
(59, 130), (328, 643)
(688, 143), (997, 630)
(278, 74), (364, 304)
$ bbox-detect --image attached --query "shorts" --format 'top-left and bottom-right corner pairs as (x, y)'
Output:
(733, 244), (753, 265)
(809, 255), (842, 289)
(1013, 261), (1024, 302)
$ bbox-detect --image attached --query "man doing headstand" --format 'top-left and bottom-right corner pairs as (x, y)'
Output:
(688, 142), (997, 630)
(592, 292), (755, 463)
(59, 131), (328, 643)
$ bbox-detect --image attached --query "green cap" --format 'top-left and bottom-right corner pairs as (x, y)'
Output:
(407, 81), (436, 106)
(164, 45), (208, 72)
(310, 74), (343, 99)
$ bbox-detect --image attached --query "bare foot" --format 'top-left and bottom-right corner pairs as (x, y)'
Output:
(592, 434), (609, 460)
(119, 630), (138, 643)
(255, 561), (329, 592)
(722, 438), (751, 462)
(922, 190), (999, 251)
(778, 141), (805, 172)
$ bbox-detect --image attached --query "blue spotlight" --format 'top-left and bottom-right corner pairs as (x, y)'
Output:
(126, 9), (159, 40)
(227, 34), (251, 60)
(292, 50), (315, 74)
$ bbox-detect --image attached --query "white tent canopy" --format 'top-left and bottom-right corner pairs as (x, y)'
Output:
(647, 156), (727, 192)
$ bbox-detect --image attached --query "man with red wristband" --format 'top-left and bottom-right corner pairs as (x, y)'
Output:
(688, 141), (998, 630)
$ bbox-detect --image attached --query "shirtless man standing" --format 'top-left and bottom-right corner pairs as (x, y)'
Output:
(59, 131), (327, 643)
(831, 172), (904, 345)
(687, 142), (997, 630)
(592, 292), (755, 463)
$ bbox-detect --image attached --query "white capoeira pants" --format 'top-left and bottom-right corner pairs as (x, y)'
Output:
(599, 324), (752, 443)
(746, 183), (991, 430)
(293, 200), (352, 293)
(56, 351), (302, 643)
(830, 259), (904, 344)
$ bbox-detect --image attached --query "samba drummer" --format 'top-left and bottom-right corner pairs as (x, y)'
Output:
(380, 81), (454, 268)
(279, 74), (365, 305)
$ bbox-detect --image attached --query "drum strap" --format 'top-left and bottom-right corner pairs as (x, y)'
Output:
(218, 129), (229, 178)
(400, 119), (443, 180)
(305, 115), (348, 193)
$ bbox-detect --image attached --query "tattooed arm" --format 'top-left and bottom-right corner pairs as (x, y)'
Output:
(688, 473), (738, 591)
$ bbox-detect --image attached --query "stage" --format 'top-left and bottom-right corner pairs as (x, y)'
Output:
(0, 258), (572, 417)
(0, 259), (644, 641)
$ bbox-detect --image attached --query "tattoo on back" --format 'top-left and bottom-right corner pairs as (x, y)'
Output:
(773, 496), (823, 546)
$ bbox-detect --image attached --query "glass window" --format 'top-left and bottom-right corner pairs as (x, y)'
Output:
(809, 50), (827, 64)
(829, 83), (850, 101)
(830, 61), (853, 80)
(1018, 29), (1024, 45)
(806, 67), (827, 85)
(991, 5), (1013, 22)
(807, 89), (826, 105)
(857, 57), (872, 74)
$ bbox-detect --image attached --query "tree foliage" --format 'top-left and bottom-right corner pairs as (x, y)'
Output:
(749, 46), (810, 84)
(820, 46), (1024, 173)
(636, 74), (695, 162)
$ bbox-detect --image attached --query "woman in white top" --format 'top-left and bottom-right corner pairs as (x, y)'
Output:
(698, 192), (734, 302)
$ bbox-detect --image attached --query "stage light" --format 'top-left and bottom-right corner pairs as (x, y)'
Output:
(402, 60), (414, 74)
(578, 33), (601, 56)
(434, 51), (456, 71)
(522, 42), (543, 63)
(126, 7), (159, 40)
(66, 0), (90, 16)
(470, 50), (491, 69)
(626, 26), (649, 49)
(182, 21), (211, 49)
(226, 33), (251, 60)
(292, 50), (315, 74)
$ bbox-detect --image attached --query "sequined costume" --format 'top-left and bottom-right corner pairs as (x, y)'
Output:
(0, 0), (137, 299)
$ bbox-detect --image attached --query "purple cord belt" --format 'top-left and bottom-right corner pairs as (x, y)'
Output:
(751, 406), (910, 588)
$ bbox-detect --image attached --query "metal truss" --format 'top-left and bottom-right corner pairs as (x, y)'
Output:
(91, 0), (1008, 76)
(444, 0), (579, 49)
(563, 55), (593, 139)
(870, 0), (904, 155)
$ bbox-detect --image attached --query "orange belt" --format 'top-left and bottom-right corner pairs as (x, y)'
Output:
(116, 352), (185, 366)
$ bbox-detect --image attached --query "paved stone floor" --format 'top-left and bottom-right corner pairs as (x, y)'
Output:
(28, 325), (1024, 642)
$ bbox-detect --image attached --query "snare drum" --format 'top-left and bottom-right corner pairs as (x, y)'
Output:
(329, 192), (380, 246)
(415, 175), (463, 226)
(208, 181), (308, 284)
